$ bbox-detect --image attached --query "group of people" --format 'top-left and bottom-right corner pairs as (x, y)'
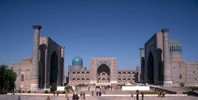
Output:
(72, 92), (79, 100)
(72, 91), (86, 100)
(96, 91), (102, 96)
(158, 91), (166, 97)
(130, 90), (144, 100)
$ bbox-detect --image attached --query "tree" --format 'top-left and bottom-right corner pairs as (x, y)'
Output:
(65, 85), (73, 92)
(50, 84), (57, 93)
(0, 65), (16, 94)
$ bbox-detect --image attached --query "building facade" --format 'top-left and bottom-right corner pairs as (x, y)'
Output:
(140, 28), (198, 87)
(11, 25), (64, 91)
(68, 57), (138, 87)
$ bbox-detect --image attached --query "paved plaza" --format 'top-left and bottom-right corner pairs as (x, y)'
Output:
(0, 94), (197, 100)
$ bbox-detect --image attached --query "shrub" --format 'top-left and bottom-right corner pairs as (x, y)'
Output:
(50, 84), (57, 93)
(44, 90), (48, 93)
(65, 85), (73, 92)
(187, 86), (198, 90)
(180, 83), (185, 87)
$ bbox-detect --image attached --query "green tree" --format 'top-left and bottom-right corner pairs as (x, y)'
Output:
(0, 65), (16, 94)
(64, 85), (73, 92)
(50, 84), (57, 93)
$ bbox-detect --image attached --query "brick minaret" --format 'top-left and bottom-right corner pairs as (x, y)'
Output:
(31, 25), (42, 90)
(161, 28), (172, 87)
(140, 48), (145, 83)
(61, 47), (65, 85)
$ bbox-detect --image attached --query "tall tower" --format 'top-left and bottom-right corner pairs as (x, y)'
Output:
(140, 48), (145, 83)
(161, 28), (172, 86)
(60, 46), (65, 85)
(31, 25), (42, 91)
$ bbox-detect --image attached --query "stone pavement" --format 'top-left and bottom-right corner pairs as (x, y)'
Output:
(0, 94), (197, 100)
(150, 85), (191, 94)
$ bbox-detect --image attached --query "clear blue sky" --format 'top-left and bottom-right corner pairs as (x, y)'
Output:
(0, 0), (198, 72)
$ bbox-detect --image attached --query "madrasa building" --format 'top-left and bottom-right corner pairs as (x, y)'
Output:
(67, 57), (139, 87)
(10, 25), (197, 92)
(10, 25), (138, 91)
(11, 25), (64, 91)
(140, 28), (198, 87)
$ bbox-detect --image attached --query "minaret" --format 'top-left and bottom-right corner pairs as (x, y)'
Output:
(161, 28), (172, 87)
(61, 46), (65, 85)
(31, 25), (42, 91)
(140, 48), (145, 83)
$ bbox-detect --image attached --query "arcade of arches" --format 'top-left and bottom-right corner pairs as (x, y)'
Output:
(68, 57), (139, 86)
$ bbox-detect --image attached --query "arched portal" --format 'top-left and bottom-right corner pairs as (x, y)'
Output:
(39, 44), (47, 88)
(50, 51), (58, 85)
(97, 64), (110, 83)
(147, 52), (154, 84)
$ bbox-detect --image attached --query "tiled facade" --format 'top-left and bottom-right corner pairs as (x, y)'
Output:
(140, 28), (198, 87)
(11, 25), (64, 91)
(68, 57), (138, 86)
(186, 62), (198, 86)
(12, 58), (32, 91)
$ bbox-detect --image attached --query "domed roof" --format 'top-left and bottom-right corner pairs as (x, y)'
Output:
(169, 40), (182, 52)
(23, 57), (32, 61)
(72, 56), (83, 66)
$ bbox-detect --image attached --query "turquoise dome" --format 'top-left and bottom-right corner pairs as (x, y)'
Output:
(72, 56), (83, 66)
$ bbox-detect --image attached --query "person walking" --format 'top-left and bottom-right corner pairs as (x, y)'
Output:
(18, 95), (21, 100)
(80, 92), (83, 99)
(91, 90), (94, 96)
(131, 92), (134, 100)
(141, 92), (144, 100)
(72, 92), (79, 100)
(162, 91), (166, 97)
(65, 91), (69, 100)
(136, 90), (139, 100)
(83, 92), (86, 100)
(47, 96), (50, 100)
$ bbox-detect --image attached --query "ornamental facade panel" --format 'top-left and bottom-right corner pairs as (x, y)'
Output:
(68, 57), (138, 86)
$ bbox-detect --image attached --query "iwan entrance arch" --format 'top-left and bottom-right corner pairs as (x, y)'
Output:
(90, 58), (118, 85)
(97, 64), (110, 83)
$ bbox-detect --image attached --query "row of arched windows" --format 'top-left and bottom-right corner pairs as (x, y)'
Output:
(118, 72), (136, 74)
(118, 78), (131, 81)
(98, 78), (110, 80)
(72, 71), (90, 74)
(72, 78), (90, 80)
(118, 75), (133, 77)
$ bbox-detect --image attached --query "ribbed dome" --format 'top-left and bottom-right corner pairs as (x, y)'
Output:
(23, 57), (32, 61)
(72, 56), (83, 66)
(169, 40), (182, 52)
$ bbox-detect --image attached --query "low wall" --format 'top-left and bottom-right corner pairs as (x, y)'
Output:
(122, 85), (150, 91)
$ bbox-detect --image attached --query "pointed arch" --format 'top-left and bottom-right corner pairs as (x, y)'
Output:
(147, 51), (154, 84)
(50, 51), (58, 85)
(97, 64), (110, 83)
